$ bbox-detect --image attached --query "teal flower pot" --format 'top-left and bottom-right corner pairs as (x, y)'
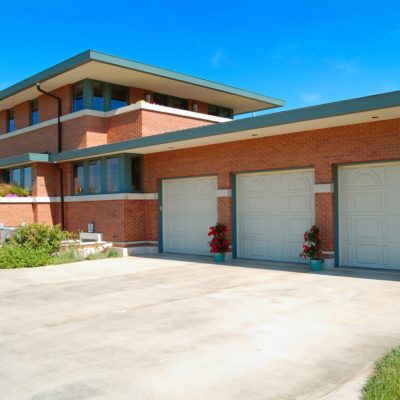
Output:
(310, 259), (323, 271)
(214, 253), (225, 262)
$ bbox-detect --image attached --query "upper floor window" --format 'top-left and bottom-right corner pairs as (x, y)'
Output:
(11, 168), (20, 185)
(30, 99), (39, 125)
(73, 83), (84, 112)
(153, 93), (187, 110)
(110, 85), (128, 110)
(72, 80), (129, 113)
(208, 104), (233, 119)
(6, 109), (14, 132)
(92, 81), (104, 111)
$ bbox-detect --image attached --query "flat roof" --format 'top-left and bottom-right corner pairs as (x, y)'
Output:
(50, 89), (400, 162)
(0, 50), (284, 115)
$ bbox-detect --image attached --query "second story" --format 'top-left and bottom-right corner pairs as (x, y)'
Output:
(0, 50), (284, 159)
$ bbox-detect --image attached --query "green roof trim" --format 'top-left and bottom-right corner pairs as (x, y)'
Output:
(50, 90), (400, 162)
(0, 50), (285, 108)
(0, 153), (49, 168)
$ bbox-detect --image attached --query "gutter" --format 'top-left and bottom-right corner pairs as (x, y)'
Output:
(36, 84), (65, 230)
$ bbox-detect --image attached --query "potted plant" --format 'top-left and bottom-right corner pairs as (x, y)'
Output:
(208, 223), (229, 262)
(299, 224), (323, 271)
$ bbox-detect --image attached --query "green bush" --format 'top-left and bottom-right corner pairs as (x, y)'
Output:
(7, 223), (66, 254)
(85, 249), (120, 260)
(0, 245), (53, 268)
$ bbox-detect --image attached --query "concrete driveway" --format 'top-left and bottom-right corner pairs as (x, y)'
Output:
(1, 255), (400, 400)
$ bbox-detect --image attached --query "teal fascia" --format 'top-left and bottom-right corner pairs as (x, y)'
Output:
(50, 90), (400, 163)
(0, 153), (49, 168)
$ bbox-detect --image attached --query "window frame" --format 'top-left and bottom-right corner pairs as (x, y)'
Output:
(6, 109), (15, 133)
(3, 165), (32, 193)
(30, 99), (39, 125)
(71, 155), (143, 195)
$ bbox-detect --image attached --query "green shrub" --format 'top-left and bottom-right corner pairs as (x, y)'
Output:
(0, 245), (53, 268)
(7, 223), (67, 254)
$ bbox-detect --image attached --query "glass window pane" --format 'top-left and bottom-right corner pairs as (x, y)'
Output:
(7, 109), (14, 132)
(23, 167), (32, 192)
(11, 168), (20, 186)
(110, 85), (128, 110)
(92, 82), (104, 111)
(88, 160), (101, 193)
(31, 99), (39, 125)
(73, 163), (85, 194)
(2, 170), (10, 184)
(106, 158), (120, 192)
(131, 158), (142, 192)
(73, 83), (84, 112)
(168, 96), (187, 110)
(153, 93), (167, 106)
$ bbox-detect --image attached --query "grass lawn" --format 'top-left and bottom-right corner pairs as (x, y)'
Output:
(363, 346), (400, 399)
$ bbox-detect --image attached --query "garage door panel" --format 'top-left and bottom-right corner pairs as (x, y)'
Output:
(163, 177), (217, 256)
(237, 170), (314, 263)
(339, 164), (400, 269)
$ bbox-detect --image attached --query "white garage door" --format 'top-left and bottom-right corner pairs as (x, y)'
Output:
(339, 163), (400, 269)
(237, 170), (315, 262)
(163, 177), (217, 255)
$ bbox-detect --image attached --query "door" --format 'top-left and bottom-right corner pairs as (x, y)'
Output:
(162, 177), (217, 255)
(339, 163), (400, 269)
(237, 170), (315, 262)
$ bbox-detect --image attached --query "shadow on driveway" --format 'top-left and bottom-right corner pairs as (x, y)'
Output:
(139, 252), (400, 283)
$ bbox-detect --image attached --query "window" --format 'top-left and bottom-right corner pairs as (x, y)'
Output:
(131, 157), (142, 192)
(106, 157), (120, 192)
(6, 109), (14, 132)
(31, 99), (39, 125)
(88, 160), (101, 193)
(92, 81), (104, 111)
(23, 167), (32, 192)
(153, 93), (187, 110)
(208, 104), (233, 119)
(73, 163), (85, 194)
(110, 85), (128, 110)
(73, 83), (84, 112)
(11, 168), (20, 185)
(72, 156), (143, 195)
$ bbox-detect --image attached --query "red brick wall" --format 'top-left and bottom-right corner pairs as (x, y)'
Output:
(107, 109), (143, 142)
(38, 85), (72, 122)
(140, 109), (213, 137)
(0, 110), (6, 134)
(14, 101), (31, 130)
(65, 200), (148, 242)
(0, 204), (35, 225)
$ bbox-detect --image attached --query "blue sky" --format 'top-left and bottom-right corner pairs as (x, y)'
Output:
(1, 0), (400, 113)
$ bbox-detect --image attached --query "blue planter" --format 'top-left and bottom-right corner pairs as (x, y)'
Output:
(310, 259), (323, 271)
(214, 253), (225, 262)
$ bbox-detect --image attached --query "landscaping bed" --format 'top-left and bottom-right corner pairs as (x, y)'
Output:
(0, 223), (119, 268)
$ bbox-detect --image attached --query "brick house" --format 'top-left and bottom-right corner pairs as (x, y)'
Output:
(0, 50), (399, 269)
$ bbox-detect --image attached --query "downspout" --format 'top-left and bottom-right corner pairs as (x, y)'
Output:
(36, 84), (65, 230)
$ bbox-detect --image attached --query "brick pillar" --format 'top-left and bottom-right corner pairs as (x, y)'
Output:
(315, 192), (335, 261)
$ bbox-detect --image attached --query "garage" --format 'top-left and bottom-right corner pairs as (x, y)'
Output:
(338, 163), (400, 269)
(162, 176), (217, 255)
(236, 169), (315, 262)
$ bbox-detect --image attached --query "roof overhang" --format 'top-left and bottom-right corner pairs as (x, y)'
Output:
(50, 90), (400, 163)
(0, 50), (284, 114)
(0, 153), (49, 168)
